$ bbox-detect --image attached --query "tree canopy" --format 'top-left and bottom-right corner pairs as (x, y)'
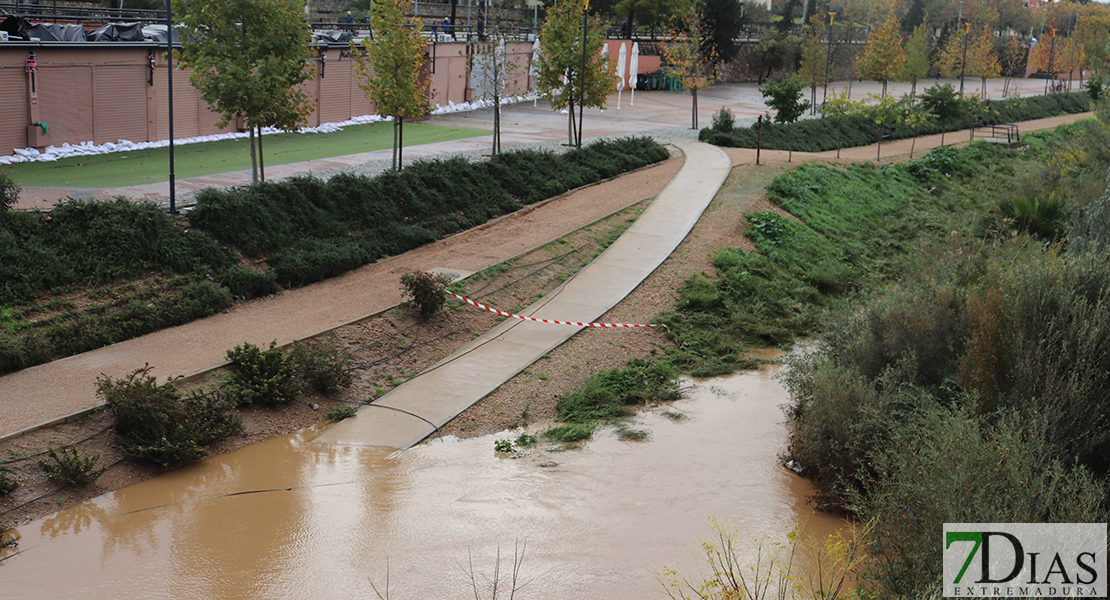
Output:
(796, 9), (829, 112)
(661, 0), (719, 129)
(535, 0), (613, 146)
(174, 0), (314, 181)
(699, 0), (745, 65)
(352, 0), (430, 169)
(901, 21), (930, 97)
(855, 13), (906, 96)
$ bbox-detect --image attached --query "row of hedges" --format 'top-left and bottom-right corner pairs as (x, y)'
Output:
(700, 91), (1092, 152)
(0, 137), (670, 375)
(187, 137), (669, 289)
(0, 198), (235, 305)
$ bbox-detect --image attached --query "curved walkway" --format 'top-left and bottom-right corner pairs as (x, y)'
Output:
(317, 140), (732, 449)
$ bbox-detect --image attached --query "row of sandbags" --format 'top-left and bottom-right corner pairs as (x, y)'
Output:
(1, 16), (177, 43)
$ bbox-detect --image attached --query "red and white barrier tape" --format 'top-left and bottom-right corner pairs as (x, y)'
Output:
(447, 291), (668, 330)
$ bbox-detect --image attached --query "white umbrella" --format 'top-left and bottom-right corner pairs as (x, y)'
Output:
(629, 42), (640, 106)
(530, 37), (540, 107)
(616, 42), (627, 109)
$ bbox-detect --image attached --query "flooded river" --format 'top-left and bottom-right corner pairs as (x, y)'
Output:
(2, 363), (845, 599)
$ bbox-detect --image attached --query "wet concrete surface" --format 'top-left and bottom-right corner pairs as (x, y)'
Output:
(318, 140), (731, 449)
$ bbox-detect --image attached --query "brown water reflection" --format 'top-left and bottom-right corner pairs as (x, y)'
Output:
(2, 363), (845, 599)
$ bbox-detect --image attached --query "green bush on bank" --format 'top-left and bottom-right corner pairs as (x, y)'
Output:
(556, 359), (681, 424)
(783, 236), (1110, 596)
(0, 198), (233, 305)
(99, 366), (242, 469)
(700, 90), (1092, 152)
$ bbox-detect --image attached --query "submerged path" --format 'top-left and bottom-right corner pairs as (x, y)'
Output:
(317, 140), (732, 449)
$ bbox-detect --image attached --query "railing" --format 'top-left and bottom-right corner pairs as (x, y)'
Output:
(969, 119), (1020, 144)
(0, 2), (167, 25)
(310, 21), (539, 43)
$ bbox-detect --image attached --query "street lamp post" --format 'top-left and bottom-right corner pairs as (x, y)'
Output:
(822, 11), (835, 108)
(578, 0), (587, 149)
(959, 22), (969, 96)
(165, 0), (176, 213)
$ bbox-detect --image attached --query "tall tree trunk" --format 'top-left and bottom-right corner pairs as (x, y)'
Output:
(257, 125), (266, 182)
(249, 123), (258, 185)
(493, 90), (500, 155)
(567, 98), (575, 145)
(398, 117), (404, 169)
(395, 119), (404, 169)
(691, 88), (698, 129)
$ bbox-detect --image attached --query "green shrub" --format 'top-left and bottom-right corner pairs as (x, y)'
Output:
(1002, 192), (1065, 239)
(0, 330), (50, 374)
(99, 366), (241, 469)
(514, 432), (537, 447)
(269, 238), (379, 289)
(0, 172), (20, 211)
(400, 271), (454, 318)
(218, 265), (279, 300)
(858, 403), (1107, 598)
(224, 340), (300, 406)
(37, 446), (107, 486)
(556, 359), (680, 423)
(1069, 176), (1110, 252)
(700, 91), (1092, 153)
(30, 280), (231, 367)
(325, 405), (356, 422)
(0, 466), (18, 496)
(543, 424), (595, 442)
(493, 439), (516, 453)
(711, 107), (735, 132)
(287, 333), (356, 394)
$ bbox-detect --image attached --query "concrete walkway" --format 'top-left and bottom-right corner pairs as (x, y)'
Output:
(317, 140), (732, 449)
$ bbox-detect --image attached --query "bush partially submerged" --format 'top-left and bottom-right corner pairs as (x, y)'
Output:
(100, 366), (241, 469)
(556, 359), (680, 423)
(0, 466), (18, 496)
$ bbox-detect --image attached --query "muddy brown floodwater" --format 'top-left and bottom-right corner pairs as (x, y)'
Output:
(2, 361), (846, 599)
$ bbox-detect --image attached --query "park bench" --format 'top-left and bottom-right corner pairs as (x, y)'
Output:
(968, 118), (1021, 145)
(876, 126), (896, 142)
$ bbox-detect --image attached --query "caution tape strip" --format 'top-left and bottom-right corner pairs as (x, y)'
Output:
(447, 291), (668, 330)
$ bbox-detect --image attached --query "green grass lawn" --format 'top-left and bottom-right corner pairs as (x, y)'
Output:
(0, 121), (487, 188)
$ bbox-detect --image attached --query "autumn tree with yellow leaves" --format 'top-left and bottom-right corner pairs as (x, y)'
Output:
(352, 0), (431, 170)
(797, 9), (829, 113)
(855, 14), (906, 97)
(661, 0), (719, 129)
